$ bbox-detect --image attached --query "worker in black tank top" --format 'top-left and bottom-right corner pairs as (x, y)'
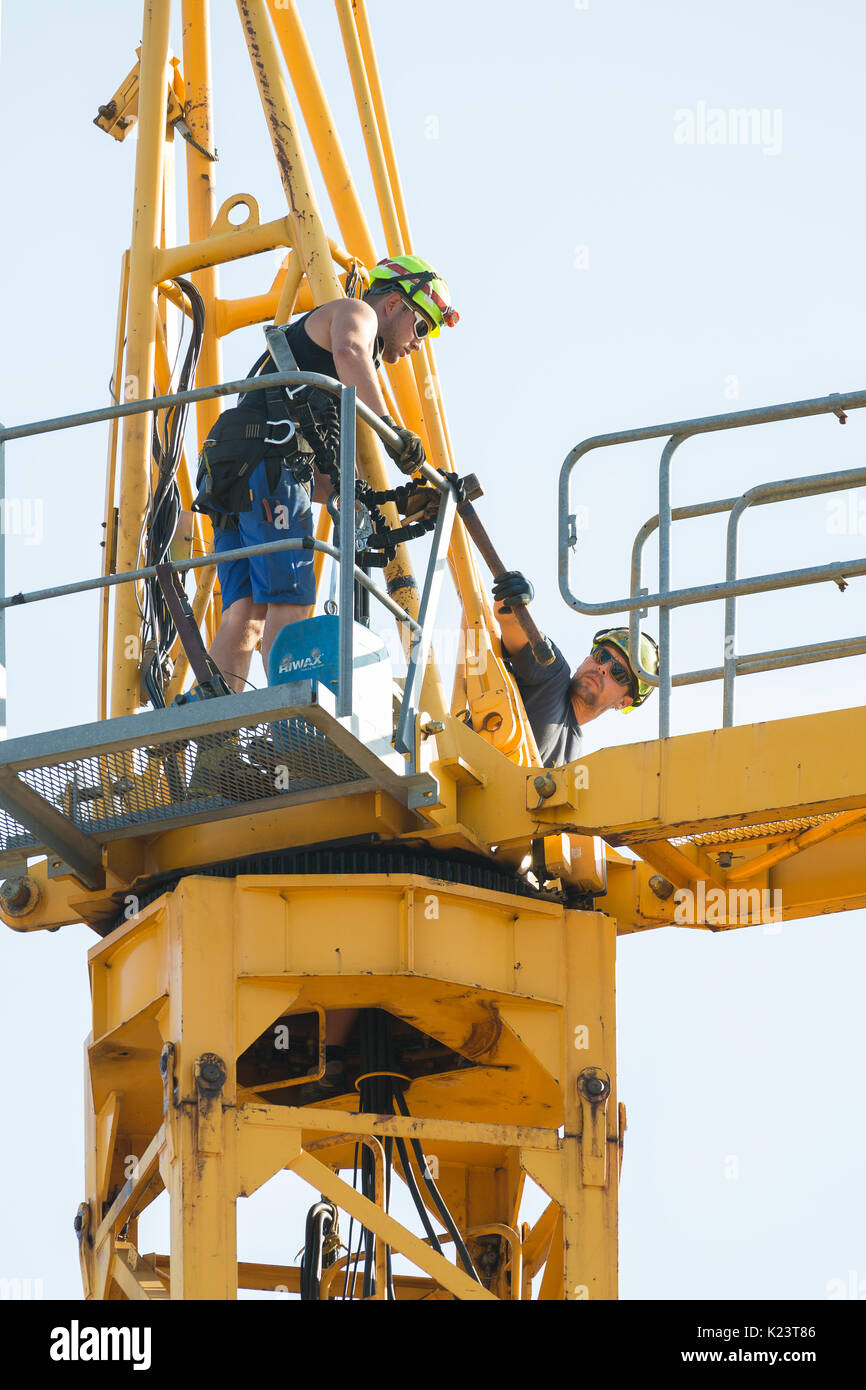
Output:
(238, 312), (348, 408)
(206, 254), (460, 700)
(197, 256), (462, 1078)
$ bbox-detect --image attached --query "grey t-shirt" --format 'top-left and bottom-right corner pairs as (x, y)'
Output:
(504, 639), (583, 768)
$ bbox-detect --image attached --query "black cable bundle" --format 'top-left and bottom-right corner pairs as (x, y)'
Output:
(392, 1084), (481, 1286)
(356, 1008), (397, 1301)
(141, 278), (205, 707)
(339, 1009), (482, 1300)
(299, 1199), (339, 1300)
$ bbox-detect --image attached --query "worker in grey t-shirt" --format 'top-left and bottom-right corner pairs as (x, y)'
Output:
(491, 571), (660, 767)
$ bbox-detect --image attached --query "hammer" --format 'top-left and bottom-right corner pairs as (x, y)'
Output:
(456, 475), (555, 667)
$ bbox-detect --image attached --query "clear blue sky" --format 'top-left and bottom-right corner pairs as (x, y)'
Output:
(0, 0), (864, 1301)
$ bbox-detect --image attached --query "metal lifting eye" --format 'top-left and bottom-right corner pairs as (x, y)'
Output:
(263, 419), (296, 446)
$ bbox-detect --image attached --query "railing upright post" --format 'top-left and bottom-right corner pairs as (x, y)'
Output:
(657, 436), (683, 739)
(723, 506), (741, 727)
(336, 385), (356, 718)
(0, 432), (5, 741)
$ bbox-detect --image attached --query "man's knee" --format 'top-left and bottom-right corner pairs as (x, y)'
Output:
(267, 602), (311, 626)
(222, 598), (266, 646)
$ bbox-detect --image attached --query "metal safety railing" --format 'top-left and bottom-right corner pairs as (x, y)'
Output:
(0, 370), (458, 771)
(558, 389), (866, 737)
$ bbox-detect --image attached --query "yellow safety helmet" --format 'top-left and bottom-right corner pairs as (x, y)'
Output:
(592, 627), (660, 709)
(368, 255), (459, 337)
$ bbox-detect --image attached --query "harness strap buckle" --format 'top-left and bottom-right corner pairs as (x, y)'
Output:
(263, 419), (296, 446)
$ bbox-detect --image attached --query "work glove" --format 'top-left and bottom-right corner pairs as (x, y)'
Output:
(399, 473), (468, 522)
(401, 487), (441, 523)
(380, 414), (426, 475)
(492, 570), (534, 613)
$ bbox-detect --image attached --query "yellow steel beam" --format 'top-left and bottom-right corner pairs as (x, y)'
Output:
(77, 873), (622, 1297)
(334, 0), (532, 750)
(91, 1124), (165, 1258)
(522, 1199), (559, 1280)
(634, 838), (725, 890)
(270, 0), (425, 445)
(345, 0), (459, 470)
(155, 208), (292, 280)
(240, 1101), (560, 1152)
(110, 0), (173, 716)
(7, 716), (866, 936)
(237, 0), (447, 720)
(726, 806), (866, 881)
(180, 0), (224, 448)
(158, 879), (239, 1299)
(98, 250), (129, 721)
(109, 1247), (170, 1300)
(538, 707), (866, 843)
(335, 0), (403, 255)
(288, 1147), (498, 1300)
(144, 1253), (440, 1298)
(236, 0), (336, 297)
(757, 823), (866, 923)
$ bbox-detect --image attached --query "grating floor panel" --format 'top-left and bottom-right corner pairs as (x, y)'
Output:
(670, 812), (838, 848)
(0, 717), (370, 855)
(0, 683), (437, 882)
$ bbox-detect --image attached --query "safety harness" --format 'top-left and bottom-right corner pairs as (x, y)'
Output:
(192, 324), (444, 566)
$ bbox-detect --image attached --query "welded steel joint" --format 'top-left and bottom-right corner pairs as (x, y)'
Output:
(576, 1067), (612, 1188)
(160, 1042), (178, 1120)
(73, 1202), (90, 1246)
(195, 1053), (228, 1157)
(195, 1053), (227, 1097)
(73, 1201), (93, 1300)
(578, 1069), (610, 1102)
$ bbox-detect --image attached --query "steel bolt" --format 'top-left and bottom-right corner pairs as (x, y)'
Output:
(0, 874), (40, 917)
(533, 775), (557, 799)
(648, 874), (674, 900)
(1, 877), (30, 909)
(584, 1076), (606, 1097)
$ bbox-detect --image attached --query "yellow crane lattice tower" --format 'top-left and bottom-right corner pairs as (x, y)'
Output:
(2, 0), (865, 1302)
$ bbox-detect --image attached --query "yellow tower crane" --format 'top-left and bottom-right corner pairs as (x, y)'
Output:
(1, 0), (865, 1303)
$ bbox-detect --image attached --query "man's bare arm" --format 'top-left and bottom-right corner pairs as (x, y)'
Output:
(328, 300), (388, 416)
(491, 572), (536, 656)
(494, 599), (531, 656)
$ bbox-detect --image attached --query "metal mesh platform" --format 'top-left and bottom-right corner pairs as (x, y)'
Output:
(671, 812), (838, 848)
(0, 682), (438, 888)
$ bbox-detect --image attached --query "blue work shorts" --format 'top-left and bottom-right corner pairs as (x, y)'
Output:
(213, 458), (316, 610)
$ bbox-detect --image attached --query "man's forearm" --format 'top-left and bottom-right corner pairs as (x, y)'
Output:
(494, 601), (530, 656)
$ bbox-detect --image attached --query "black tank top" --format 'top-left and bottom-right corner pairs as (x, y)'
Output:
(283, 312), (340, 377)
(239, 311), (376, 409)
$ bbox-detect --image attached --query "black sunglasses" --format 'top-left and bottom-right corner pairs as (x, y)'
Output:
(590, 645), (634, 689)
(400, 297), (431, 338)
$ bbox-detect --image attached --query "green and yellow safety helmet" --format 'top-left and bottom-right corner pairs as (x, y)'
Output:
(368, 255), (459, 337)
(592, 627), (660, 709)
